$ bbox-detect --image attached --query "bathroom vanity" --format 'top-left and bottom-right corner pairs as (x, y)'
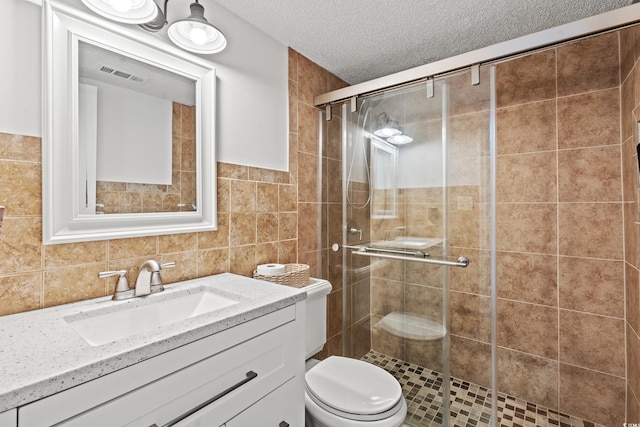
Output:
(0, 273), (305, 427)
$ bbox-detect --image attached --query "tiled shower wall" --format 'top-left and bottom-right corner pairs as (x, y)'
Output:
(493, 31), (625, 425)
(621, 24), (640, 423)
(0, 49), (343, 318)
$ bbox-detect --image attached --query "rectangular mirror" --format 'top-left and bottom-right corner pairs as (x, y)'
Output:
(43, 0), (216, 244)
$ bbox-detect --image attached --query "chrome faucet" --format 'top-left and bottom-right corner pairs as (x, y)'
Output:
(134, 260), (161, 297)
(134, 260), (176, 297)
(99, 260), (175, 300)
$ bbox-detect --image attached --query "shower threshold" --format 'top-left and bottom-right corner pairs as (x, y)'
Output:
(361, 350), (604, 427)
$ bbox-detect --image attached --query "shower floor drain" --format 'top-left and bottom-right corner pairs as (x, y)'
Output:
(361, 350), (604, 427)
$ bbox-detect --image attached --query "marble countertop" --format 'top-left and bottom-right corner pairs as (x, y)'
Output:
(0, 273), (306, 413)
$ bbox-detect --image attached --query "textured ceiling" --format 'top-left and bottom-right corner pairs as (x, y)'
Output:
(209, 0), (632, 84)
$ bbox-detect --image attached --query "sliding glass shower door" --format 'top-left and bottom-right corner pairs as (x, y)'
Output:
(338, 66), (495, 426)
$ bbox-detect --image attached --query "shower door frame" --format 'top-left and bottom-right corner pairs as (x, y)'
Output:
(338, 68), (496, 426)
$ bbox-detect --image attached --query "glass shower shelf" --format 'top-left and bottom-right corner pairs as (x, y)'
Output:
(377, 311), (446, 340)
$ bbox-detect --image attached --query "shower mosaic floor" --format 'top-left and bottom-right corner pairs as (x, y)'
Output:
(361, 350), (604, 427)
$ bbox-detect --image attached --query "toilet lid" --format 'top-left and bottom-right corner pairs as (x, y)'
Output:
(305, 356), (402, 418)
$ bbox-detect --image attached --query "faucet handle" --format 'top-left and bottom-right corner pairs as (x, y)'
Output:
(99, 270), (131, 300)
(160, 262), (176, 270)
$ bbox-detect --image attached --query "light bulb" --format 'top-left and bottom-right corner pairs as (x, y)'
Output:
(189, 26), (207, 46)
(109, 0), (132, 12)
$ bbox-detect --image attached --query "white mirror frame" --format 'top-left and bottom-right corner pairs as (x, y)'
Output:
(43, 0), (217, 244)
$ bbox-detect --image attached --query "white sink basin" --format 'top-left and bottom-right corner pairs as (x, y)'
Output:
(371, 237), (443, 251)
(64, 286), (240, 346)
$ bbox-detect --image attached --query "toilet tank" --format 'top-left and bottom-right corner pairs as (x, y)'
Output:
(303, 278), (332, 359)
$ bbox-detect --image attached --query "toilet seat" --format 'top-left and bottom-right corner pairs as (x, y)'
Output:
(305, 356), (404, 422)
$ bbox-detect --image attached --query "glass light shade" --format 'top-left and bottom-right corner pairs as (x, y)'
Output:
(80, 0), (158, 24)
(387, 134), (414, 145)
(168, 2), (227, 54)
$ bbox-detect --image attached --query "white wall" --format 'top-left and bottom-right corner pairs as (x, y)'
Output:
(0, 0), (41, 137)
(0, 0), (289, 171)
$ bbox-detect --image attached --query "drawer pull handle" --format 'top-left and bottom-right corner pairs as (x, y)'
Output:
(162, 371), (258, 427)
(279, 422), (289, 427)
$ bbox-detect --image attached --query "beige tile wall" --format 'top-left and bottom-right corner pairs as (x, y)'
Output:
(0, 139), (297, 314)
(0, 49), (343, 323)
(288, 48), (349, 360)
(495, 31), (625, 425)
(621, 24), (640, 424)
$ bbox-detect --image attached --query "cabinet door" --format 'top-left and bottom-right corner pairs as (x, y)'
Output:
(0, 409), (16, 427)
(225, 378), (302, 427)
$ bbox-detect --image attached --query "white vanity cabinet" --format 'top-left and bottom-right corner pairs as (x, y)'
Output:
(17, 304), (304, 427)
(0, 409), (16, 427)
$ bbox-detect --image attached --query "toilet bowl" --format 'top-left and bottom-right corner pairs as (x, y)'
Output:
(302, 279), (407, 426)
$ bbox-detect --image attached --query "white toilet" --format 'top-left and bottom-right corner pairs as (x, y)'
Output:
(303, 278), (407, 427)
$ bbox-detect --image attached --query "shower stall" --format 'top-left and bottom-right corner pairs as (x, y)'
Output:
(318, 12), (637, 426)
(326, 67), (496, 426)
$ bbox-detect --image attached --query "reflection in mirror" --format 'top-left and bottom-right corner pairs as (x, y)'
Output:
(78, 41), (197, 215)
(371, 138), (398, 218)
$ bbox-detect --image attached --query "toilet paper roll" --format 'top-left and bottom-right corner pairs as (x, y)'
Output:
(257, 263), (285, 276)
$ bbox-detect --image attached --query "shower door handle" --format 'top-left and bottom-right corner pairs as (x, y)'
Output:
(354, 250), (469, 267)
(333, 243), (469, 268)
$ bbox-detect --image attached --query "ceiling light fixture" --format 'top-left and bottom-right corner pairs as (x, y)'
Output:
(167, 1), (227, 54)
(80, 0), (227, 54)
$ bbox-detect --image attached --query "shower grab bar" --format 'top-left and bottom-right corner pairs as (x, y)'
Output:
(354, 251), (470, 268)
(332, 243), (425, 257)
(371, 247), (429, 257)
(331, 243), (469, 268)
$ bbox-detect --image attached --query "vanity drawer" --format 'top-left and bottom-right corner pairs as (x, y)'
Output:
(54, 320), (296, 427)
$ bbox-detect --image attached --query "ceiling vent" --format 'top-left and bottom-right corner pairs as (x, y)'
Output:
(98, 64), (147, 84)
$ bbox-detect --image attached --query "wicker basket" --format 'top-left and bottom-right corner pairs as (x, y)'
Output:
(253, 263), (310, 288)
